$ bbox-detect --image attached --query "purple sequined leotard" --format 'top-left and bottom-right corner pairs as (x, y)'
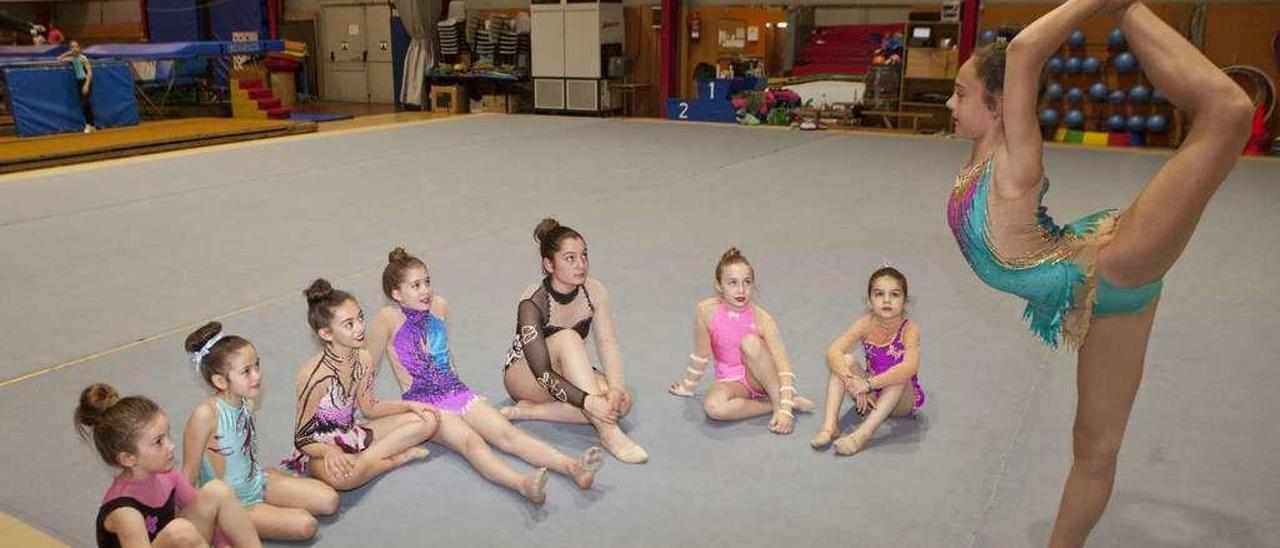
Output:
(394, 305), (482, 415)
(863, 319), (925, 416)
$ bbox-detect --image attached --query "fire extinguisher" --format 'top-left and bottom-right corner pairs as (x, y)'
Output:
(689, 12), (701, 42)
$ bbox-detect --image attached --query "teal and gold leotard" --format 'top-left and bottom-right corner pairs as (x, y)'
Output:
(946, 155), (1162, 348)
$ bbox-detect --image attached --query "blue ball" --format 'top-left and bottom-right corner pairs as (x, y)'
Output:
(1039, 108), (1060, 127)
(1065, 57), (1083, 74)
(1089, 82), (1109, 101)
(1066, 87), (1085, 104)
(1065, 110), (1085, 129)
(1108, 90), (1127, 104)
(1108, 28), (1126, 49)
(1068, 29), (1086, 48)
(1113, 52), (1138, 73)
(1127, 115), (1147, 132)
(1082, 57), (1101, 74)
(1145, 114), (1168, 133)
(1045, 83), (1064, 101)
(1151, 88), (1167, 103)
(1047, 57), (1065, 74)
(980, 29), (998, 45)
(1106, 114), (1127, 131)
(1129, 85), (1151, 103)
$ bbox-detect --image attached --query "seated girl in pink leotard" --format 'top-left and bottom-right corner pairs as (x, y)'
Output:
(668, 248), (812, 434)
(810, 267), (925, 456)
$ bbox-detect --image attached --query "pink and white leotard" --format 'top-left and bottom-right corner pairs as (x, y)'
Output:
(709, 303), (765, 399)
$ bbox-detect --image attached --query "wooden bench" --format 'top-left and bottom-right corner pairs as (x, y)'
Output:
(863, 109), (931, 132)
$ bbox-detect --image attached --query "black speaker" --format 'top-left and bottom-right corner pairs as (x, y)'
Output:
(908, 11), (941, 22)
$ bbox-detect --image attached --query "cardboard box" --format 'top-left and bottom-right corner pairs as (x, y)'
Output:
(474, 93), (524, 114)
(430, 85), (468, 113)
(905, 48), (958, 79)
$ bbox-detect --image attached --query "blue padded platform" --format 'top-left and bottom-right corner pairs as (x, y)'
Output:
(82, 41), (285, 60)
(84, 42), (223, 59)
(0, 44), (67, 58)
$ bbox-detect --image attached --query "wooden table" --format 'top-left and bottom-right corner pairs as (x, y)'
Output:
(609, 82), (653, 117)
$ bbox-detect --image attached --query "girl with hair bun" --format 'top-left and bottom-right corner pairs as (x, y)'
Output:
(501, 219), (648, 464)
(75, 383), (261, 548)
(809, 267), (925, 455)
(367, 247), (602, 503)
(667, 248), (813, 434)
(944, 0), (1250, 542)
(282, 279), (438, 492)
(180, 322), (338, 540)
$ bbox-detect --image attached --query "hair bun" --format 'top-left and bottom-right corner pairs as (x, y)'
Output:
(533, 218), (561, 244)
(184, 321), (223, 354)
(721, 247), (742, 261)
(76, 383), (119, 429)
(388, 247), (410, 264)
(304, 279), (333, 304)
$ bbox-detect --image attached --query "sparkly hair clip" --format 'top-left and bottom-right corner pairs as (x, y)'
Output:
(189, 332), (225, 370)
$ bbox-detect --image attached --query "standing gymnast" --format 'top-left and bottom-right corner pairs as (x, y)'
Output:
(667, 248), (813, 435)
(367, 247), (603, 503)
(500, 218), (648, 464)
(180, 322), (339, 541)
(282, 279), (438, 491)
(944, 0), (1251, 544)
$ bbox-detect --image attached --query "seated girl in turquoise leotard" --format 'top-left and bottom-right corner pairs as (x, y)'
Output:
(180, 322), (339, 541)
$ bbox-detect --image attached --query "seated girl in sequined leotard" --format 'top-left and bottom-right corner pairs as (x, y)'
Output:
(500, 218), (648, 464)
(282, 279), (437, 492)
(809, 268), (924, 456)
(75, 383), (261, 548)
(366, 248), (603, 503)
(667, 248), (814, 435)
(943, 1), (1251, 543)
(179, 322), (338, 541)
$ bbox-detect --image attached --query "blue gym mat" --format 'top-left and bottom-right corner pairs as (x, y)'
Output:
(289, 112), (354, 123)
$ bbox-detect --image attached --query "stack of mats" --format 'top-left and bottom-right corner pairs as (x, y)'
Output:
(265, 40), (306, 73)
(2, 61), (140, 137)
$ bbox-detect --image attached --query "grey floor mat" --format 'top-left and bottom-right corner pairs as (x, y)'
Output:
(1, 117), (1276, 547)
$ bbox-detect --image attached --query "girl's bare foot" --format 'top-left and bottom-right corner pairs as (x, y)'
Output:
(387, 446), (431, 466)
(768, 410), (795, 435)
(521, 468), (549, 504)
(572, 446), (605, 489)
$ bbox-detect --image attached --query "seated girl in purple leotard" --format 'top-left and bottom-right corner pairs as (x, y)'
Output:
(366, 248), (603, 504)
(810, 267), (925, 456)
